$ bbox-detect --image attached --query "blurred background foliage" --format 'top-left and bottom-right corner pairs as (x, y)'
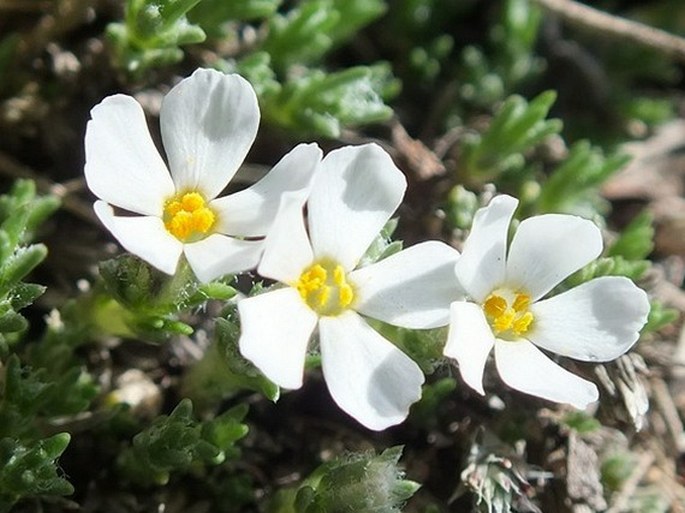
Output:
(0, 0), (684, 511)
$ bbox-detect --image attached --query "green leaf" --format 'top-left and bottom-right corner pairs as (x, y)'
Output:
(263, 64), (397, 137)
(189, 0), (282, 37)
(118, 398), (247, 486)
(566, 256), (650, 287)
(0, 244), (47, 296)
(461, 91), (562, 179)
(642, 301), (678, 333)
(271, 446), (419, 513)
(608, 211), (654, 260)
(107, 0), (206, 73)
(262, 0), (340, 71)
(538, 140), (631, 214)
(0, 434), (73, 511)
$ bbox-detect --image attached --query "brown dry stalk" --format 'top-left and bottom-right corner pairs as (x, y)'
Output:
(531, 0), (685, 63)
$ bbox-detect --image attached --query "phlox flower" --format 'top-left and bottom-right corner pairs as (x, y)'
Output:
(238, 143), (461, 430)
(84, 68), (321, 282)
(444, 195), (650, 408)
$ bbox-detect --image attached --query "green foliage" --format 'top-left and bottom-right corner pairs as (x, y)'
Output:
(358, 218), (403, 267)
(206, 0), (396, 138)
(538, 141), (631, 214)
(0, 356), (97, 439)
(226, 51), (398, 138)
(0, 180), (58, 353)
(189, 0), (282, 37)
(0, 433), (73, 513)
(458, 432), (537, 513)
(642, 301), (678, 334)
(446, 185), (479, 230)
(379, 324), (447, 374)
(459, 91), (562, 180)
(259, 64), (398, 138)
(562, 411), (601, 434)
(608, 211), (654, 260)
(567, 257), (650, 287)
(98, 255), (236, 340)
(117, 399), (248, 486)
(458, 0), (544, 109)
(601, 452), (634, 492)
(107, 0), (206, 73)
(409, 377), (457, 429)
(183, 310), (279, 410)
(270, 446), (419, 513)
(262, 0), (385, 72)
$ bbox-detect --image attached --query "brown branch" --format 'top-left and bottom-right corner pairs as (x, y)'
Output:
(532, 0), (685, 63)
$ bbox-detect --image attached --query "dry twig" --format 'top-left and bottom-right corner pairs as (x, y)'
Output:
(532, 0), (685, 63)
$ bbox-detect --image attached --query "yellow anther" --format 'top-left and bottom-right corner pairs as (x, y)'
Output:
(483, 295), (507, 318)
(512, 311), (534, 335)
(295, 260), (355, 316)
(164, 192), (216, 242)
(181, 192), (205, 211)
(493, 309), (514, 333)
(339, 283), (354, 307)
(512, 293), (531, 312)
(482, 290), (534, 338)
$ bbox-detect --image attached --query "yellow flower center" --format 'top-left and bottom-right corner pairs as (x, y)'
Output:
(482, 289), (534, 338)
(163, 192), (216, 242)
(295, 260), (355, 317)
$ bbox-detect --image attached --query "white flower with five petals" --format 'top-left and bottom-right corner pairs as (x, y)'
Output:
(84, 68), (321, 282)
(444, 195), (650, 409)
(238, 143), (461, 430)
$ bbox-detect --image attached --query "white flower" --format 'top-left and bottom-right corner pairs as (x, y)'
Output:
(84, 68), (321, 282)
(444, 195), (650, 409)
(238, 143), (461, 430)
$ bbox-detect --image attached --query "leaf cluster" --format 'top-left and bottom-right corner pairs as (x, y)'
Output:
(0, 181), (80, 510)
(0, 180), (57, 354)
(97, 254), (236, 341)
(108, 0), (396, 137)
(269, 446), (419, 513)
(117, 399), (248, 486)
(458, 91), (562, 181)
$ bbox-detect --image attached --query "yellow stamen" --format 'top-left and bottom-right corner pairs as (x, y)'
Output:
(483, 295), (507, 318)
(295, 260), (355, 316)
(164, 192), (216, 242)
(512, 293), (530, 312)
(483, 290), (534, 338)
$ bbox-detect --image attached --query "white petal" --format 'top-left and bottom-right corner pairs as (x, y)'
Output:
(238, 288), (318, 389)
(529, 276), (650, 361)
(184, 234), (264, 283)
(212, 143), (322, 237)
(455, 195), (518, 302)
(494, 339), (599, 409)
(443, 301), (495, 395)
(85, 95), (174, 216)
(319, 312), (424, 430)
(94, 201), (182, 274)
(350, 241), (461, 329)
(308, 144), (406, 270)
(160, 70), (259, 199)
(506, 214), (603, 300)
(258, 191), (313, 283)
